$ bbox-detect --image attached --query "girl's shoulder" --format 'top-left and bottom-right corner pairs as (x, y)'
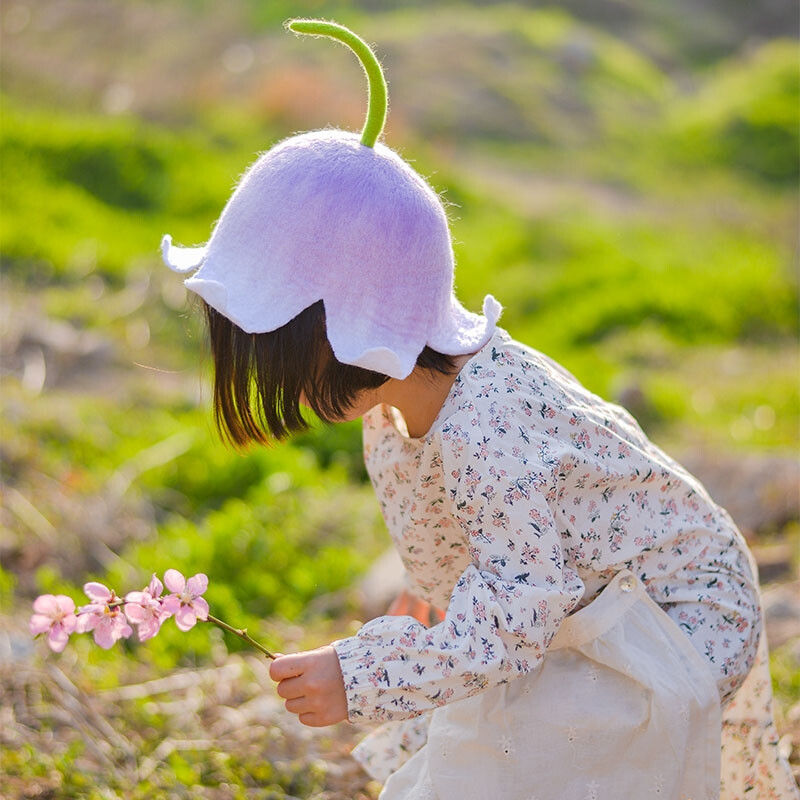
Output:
(442, 327), (652, 457)
(452, 327), (591, 421)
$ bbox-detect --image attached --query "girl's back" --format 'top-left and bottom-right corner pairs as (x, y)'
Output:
(359, 326), (759, 708)
(354, 328), (793, 799)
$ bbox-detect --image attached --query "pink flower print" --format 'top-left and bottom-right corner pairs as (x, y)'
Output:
(660, 498), (678, 516)
(368, 666), (389, 687)
(536, 599), (550, 628)
(419, 474), (437, 489)
(641, 467), (657, 483)
(436, 554), (458, 570)
(630, 490), (648, 511)
(596, 425), (613, 440)
(77, 582), (133, 649)
(124, 574), (171, 641)
(684, 495), (700, 512)
(491, 509), (509, 528)
(436, 654), (456, 677)
(734, 614), (750, 634)
(357, 651), (377, 669)
(527, 508), (551, 538)
(559, 458), (577, 478)
(569, 429), (591, 450)
(539, 402), (556, 420)
(430, 686), (454, 706)
(521, 543), (541, 563)
(29, 594), (78, 653)
(634, 533), (656, 549)
(162, 569), (209, 631)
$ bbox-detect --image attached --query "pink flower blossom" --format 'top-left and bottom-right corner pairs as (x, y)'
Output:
(77, 582), (133, 649)
(124, 574), (171, 642)
(162, 569), (209, 631)
(29, 595), (78, 653)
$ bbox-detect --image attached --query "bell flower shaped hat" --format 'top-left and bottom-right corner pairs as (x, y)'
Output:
(161, 19), (502, 380)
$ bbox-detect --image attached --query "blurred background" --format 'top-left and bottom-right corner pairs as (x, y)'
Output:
(1, 0), (798, 797)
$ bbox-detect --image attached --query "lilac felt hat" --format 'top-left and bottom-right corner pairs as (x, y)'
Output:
(161, 19), (501, 380)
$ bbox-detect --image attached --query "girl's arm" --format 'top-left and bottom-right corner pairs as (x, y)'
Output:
(269, 592), (445, 727)
(329, 421), (584, 723)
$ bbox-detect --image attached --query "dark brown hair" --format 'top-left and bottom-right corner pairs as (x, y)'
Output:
(201, 299), (458, 449)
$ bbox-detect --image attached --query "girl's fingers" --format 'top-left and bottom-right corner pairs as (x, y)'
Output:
(275, 675), (306, 700)
(284, 696), (309, 715)
(299, 712), (327, 728)
(386, 591), (410, 616)
(269, 654), (305, 682)
(387, 590), (447, 627)
(409, 595), (430, 624)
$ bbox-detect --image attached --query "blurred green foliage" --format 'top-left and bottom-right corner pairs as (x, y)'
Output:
(107, 448), (381, 657)
(0, 100), (266, 282)
(664, 40), (799, 184)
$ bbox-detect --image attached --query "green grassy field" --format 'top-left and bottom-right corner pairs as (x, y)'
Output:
(1, 1), (798, 796)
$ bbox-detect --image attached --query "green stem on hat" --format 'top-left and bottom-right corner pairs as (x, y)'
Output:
(285, 18), (388, 148)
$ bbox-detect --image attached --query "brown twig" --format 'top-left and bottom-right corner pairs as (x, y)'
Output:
(205, 614), (276, 659)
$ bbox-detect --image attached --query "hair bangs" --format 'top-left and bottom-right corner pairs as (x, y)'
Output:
(201, 299), (457, 449)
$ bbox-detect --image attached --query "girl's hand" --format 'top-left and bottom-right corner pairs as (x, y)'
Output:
(269, 645), (348, 727)
(387, 588), (446, 627)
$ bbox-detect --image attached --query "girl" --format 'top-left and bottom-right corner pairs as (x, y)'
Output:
(161, 20), (798, 800)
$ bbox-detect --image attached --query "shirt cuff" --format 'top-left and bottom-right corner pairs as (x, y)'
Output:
(332, 617), (428, 724)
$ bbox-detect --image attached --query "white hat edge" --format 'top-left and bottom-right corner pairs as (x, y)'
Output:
(161, 234), (208, 274)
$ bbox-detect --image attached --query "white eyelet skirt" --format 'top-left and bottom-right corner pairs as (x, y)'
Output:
(354, 569), (799, 800)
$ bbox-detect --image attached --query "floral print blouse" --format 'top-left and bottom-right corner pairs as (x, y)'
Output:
(332, 326), (759, 723)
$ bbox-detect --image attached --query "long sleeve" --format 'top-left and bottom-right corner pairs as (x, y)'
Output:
(333, 412), (585, 723)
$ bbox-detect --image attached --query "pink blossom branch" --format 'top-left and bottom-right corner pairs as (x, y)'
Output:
(102, 600), (276, 658)
(31, 571), (277, 659)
